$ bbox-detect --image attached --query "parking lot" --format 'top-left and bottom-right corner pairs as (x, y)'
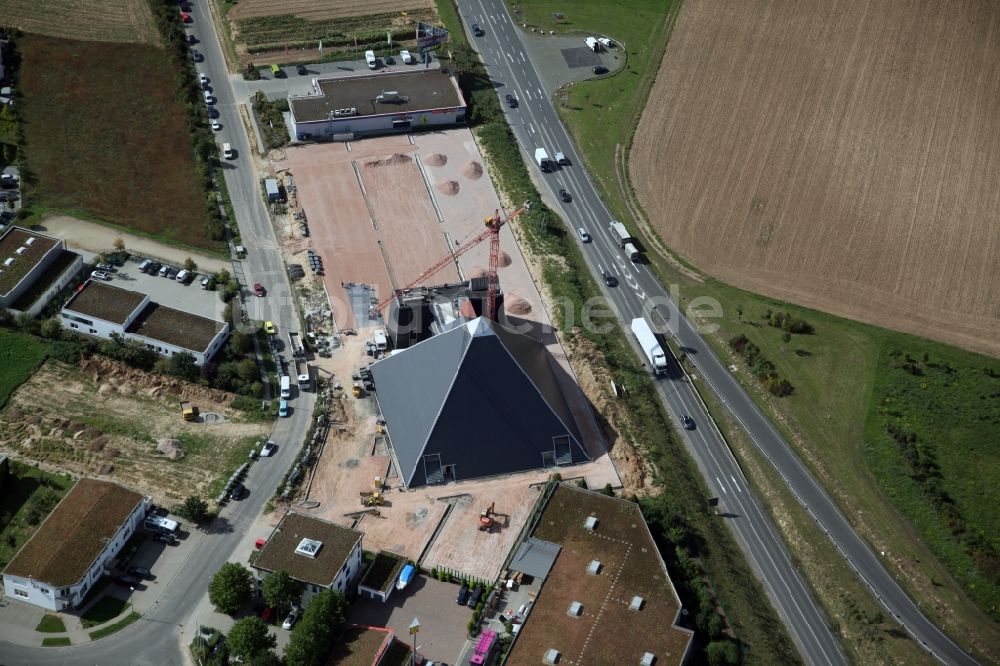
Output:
(349, 575), (473, 664)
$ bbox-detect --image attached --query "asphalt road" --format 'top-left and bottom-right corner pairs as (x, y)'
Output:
(457, 1), (979, 664)
(0, 4), (315, 664)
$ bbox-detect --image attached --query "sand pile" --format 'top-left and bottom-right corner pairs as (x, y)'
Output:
(425, 153), (447, 166)
(505, 295), (531, 315)
(468, 267), (488, 278)
(462, 161), (483, 179)
(436, 180), (460, 196)
(157, 438), (185, 460)
(365, 153), (413, 168)
(498, 251), (512, 267)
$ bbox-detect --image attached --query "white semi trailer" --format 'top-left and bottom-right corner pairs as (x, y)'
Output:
(630, 317), (667, 375)
(608, 221), (641, 261)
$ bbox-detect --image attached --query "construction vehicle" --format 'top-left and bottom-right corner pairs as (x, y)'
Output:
(360, 476), (384, 506)
(374, 202), (531, 322)
(352, 382), (364, 398)
(479, 501), (496, 531)
(180, 401), (199, 421)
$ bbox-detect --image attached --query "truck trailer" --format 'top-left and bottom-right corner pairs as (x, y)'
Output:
(534, 147), (554, 173)
(630, 318), (667, 375)
(608, 221), (634, 247)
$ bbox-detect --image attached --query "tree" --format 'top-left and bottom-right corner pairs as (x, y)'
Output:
(40, 318), (63, 339)
(113, 237), (126, 253)
(284, 590), (349, 666)
(706, 640), (739, 666)
(226, 616), (275, 662)
(261, 571), (300, 616)
(167, 351), (199, 381)
(183, 257), (198, 272)
(208, 563), (254, 615)
(179, 496), (210, 524)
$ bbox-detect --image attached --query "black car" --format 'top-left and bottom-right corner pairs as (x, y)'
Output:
(127, 566), (152, 579)
(154, 533), (177, 545)
(505, 94), (518, 109)
(191, 50), (204, 63)
(207, 106), (219, 119)
(602, 271), (618, 287)
(472, 23), (484, 36)
(115, 575), (141, 587)
(682, 415), (696, 430)
(456, 583), (470, 605)
(592, 65), (609, 75)
(467, 586), (483, 608)
(146, 261), (162, 275)
(230, 483), (245, 501)
(559, 189), (572, 203)
(0, 211), (15, 225)
(297, 64), (308, 75)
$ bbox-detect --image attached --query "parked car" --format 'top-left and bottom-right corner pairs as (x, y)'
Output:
(456, 583), (470, 605)
(261, 441), (277, 457)
(0, 211), (15, 225)
(577, 228), (591, 243)
(211, 120), (221, 131)
(296, 64), (307, 75)
(254, 282), (266, 297)
(260, 607), (274, 624)
(191, 50), (203, 62)
(602, 271), (618, 287)
(592, 65), (609, 75)
(199, 73), (209, 85)
(146, 261), (162, 275)
(230, 483), (245, 501)
(472, 23), (484, 36)
(467, 586), (483, 608)
(188, 34), (197, 44)
(505, 94), (518, 108)
(127, 566), (152, 579)
(95, 263), (116, 272)
(158, 265), (170, 277)
(282, 609), (300, 630)
(559, 188), (572, 203)
(207, 106), (219, 119)
(264, 321), (276, 335)
(278, 400), (289, 418)
(90, 270), (112, 281)
(115, 575), (141, 587)
(154, 533), (177, 545)
(682, 415), (695, 430)
(203, 90), (214, 104)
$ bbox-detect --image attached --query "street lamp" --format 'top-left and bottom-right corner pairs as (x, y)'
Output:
(409, 617), (420, 666)
(129, 586), (135, 616)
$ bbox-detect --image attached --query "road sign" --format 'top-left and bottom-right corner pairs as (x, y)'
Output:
(409, 617), (421, 635)
(416, 22), (450, 48)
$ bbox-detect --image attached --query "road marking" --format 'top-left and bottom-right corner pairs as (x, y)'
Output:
(717, 476), (727, 494)
(537, 87), (543, 98)
(731, 475), (742, 492)
(506, 52), (514, 63)
(520, 52), (527, 63)
(527, 123), (535, 134)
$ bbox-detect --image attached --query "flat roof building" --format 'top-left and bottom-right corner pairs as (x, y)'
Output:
(252, 512), (364, 605)
(61, 280), (229, 364)
(3, 479), (151, 611)
(290, 69), (466, 141)
(0, 226), (83, 317)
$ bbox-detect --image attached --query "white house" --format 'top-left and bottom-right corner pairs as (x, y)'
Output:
(3, 479), (150, 611)
(61, 280), (229, 364)
(252, 512), (363, 606)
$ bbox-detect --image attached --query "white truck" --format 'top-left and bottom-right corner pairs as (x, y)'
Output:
(280, 374), (291, 398)
(295, 359), (311, 390)
(373, 328), (388, 352)
(631, 318), (667, 375)
(400, 50), (414, 64)
(608, 221), (641, 261)
(365, 50), (377, 69)
(534, 147), (554, 173)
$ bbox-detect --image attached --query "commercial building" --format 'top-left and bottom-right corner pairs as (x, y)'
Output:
(252, 512), (363, 606)
(2, 479), (151, 611)
(0, 226), (82, 317)
(289, 69), (466, 141)
(61, 280), (229, 364)
(370, 316), (590, 488)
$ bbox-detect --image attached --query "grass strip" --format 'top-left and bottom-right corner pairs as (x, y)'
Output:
(88, 612), (140, 641)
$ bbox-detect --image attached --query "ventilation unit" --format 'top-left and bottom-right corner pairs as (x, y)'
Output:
(629, 596), (645, 611)
(567, 601), (582, 617)
(584, 516), (598, 531)
(587, 560), (601, 575)
(295, 538), (323, 558)
(641, 652), (656, 666)
(543, 649), (561, 665)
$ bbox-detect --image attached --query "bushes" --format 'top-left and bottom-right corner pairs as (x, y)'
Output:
(729, 334), (794, 397)
(251, 92), (289, 151)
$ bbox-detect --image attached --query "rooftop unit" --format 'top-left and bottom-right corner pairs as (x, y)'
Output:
(567, 601), (582, 617)
(629, 595), (645, 612)
(294, 538), (323, 558)
(587, 560), (601, 575)
(584, 515), (598, 531)
(641, 652), (656, 666)
(544, 649), (561, 665)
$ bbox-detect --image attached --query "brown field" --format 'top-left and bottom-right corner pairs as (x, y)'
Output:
(229, 0), (435, 21)
(0, 0), (158, 44)
(631, 0), (1000, 357)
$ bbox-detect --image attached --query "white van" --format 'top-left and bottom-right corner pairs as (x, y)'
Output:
(365, 50), (377, 69)
(175, 269), (190, 283)
(400, 50), (413, 64)
(223, 143), (234, 159)
(280, 375), (291, 398)
(144, 515), (179, 535)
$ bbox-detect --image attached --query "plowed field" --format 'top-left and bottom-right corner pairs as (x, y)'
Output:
(0, 0), (158, 44)
(230, 0), (434, 21)
(631, 0), (1000, 357)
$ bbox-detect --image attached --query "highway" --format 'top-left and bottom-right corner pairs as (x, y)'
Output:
(456, 1), (978, 665)
(0, 3), (315, 664)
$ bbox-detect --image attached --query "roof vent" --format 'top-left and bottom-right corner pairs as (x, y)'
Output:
(544, 649), (561, 664)
(295, 538), (323, 558)
(587, 560), (601, 575)
(25, 237), (36, 245)
(629, 596), (645, 611)
(641, 652), (656, 666)
(4, 257), (13, 266)
(15, 246), (25, 255)
(567, 601), (582, 617)
(584, 516), (598, 531)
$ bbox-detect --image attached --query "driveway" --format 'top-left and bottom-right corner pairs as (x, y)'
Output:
(349, 576), (473, 664)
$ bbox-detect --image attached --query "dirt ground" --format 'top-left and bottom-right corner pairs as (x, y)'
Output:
(631, 0), (1000, 358)
(35, 214), (230, 275)
(0, 357), (269, 506)
(229, 0), (434, 21)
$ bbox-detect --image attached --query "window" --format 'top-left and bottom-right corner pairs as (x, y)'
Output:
(336, 580), (342, 590)
(69, 323), (78, 329)
(88, 328), (96, 334)
(40, 587), (50, 594)
(13, 589), (28, 599)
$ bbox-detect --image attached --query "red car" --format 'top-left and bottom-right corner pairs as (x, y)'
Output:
(260, 607), (274, 624)
(180, 11), (192, 23)
(253, 282), (266, 297)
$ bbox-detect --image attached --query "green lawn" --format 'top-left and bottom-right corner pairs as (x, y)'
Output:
(41, 637), (71, 647)
(35, 614), (66, 633)
(88, 612), (139, 640)
(0, 462), (73, 570)
(0, 329), (48, 409)
(81, 595), (128, 628)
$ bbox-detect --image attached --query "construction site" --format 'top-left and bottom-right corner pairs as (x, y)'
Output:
(264, 129), (621, 581)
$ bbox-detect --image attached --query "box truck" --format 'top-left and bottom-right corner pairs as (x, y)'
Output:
(365, 50), (377, 69)
(534, 148), (554, 173)
(280, 375), (291, 398)
(631, 318), (667, 375)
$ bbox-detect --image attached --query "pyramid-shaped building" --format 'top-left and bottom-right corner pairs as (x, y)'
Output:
(370, 317), (590, 487)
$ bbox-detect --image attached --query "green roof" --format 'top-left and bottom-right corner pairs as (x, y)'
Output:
(0, 227), (59, 297)
(253, 512), (362, 587)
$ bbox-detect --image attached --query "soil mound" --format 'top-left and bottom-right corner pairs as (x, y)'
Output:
(436, 180), (459, 196)
(425, 153), (447, 166)
(156, 438), (185, 460)
(498, 251), (512, 267)
(468, 267), (488, 279)
(365, 153), (413, 168)
(463, 161), (483, 179)
(505, 295), (532, 315)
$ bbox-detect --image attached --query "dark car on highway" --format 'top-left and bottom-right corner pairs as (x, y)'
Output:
(559, 188), (572, 203)
(505, 94), (518, 109)
(472, 23), (484, 36)
(602, 271), (618, 287)
(456, 583), (470, 605)
(682, 415), (695, 430)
